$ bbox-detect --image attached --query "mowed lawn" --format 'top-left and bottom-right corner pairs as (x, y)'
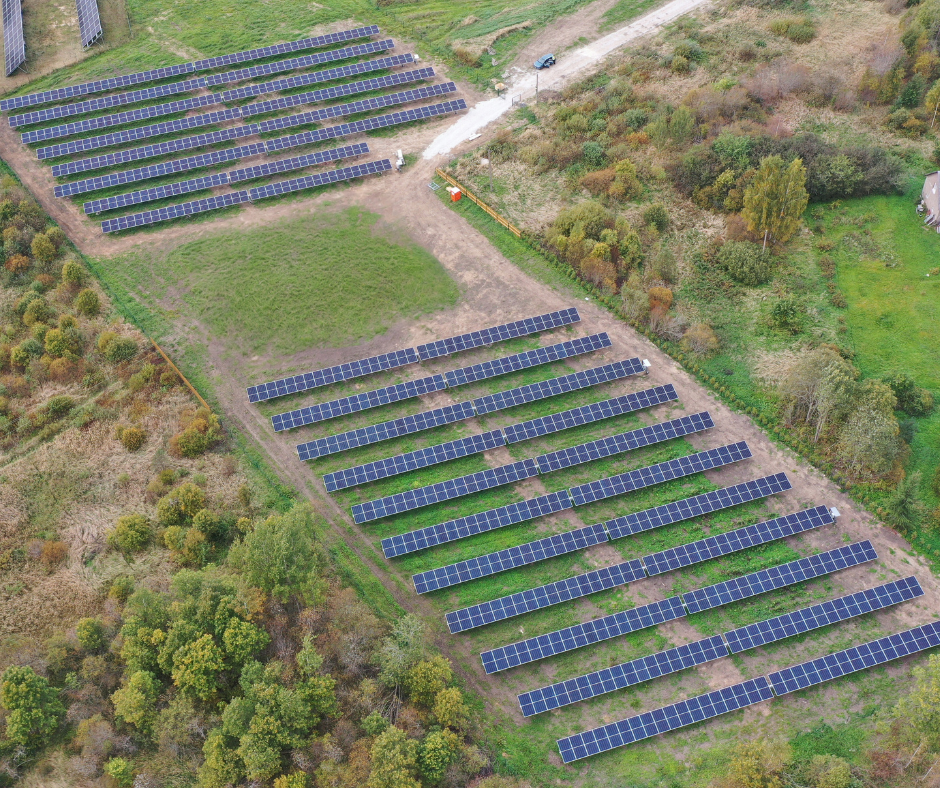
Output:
(102, 207), (459, 355)
(829, 188), (940, 516)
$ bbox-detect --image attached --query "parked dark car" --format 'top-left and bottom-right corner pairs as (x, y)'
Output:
(534, 54), (555, 69)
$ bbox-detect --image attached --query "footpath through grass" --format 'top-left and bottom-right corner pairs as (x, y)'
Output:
(101, 206), (459, 356)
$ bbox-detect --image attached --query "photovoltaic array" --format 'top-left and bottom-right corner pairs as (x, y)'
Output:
(444, 502), (827, 633)
(3, 0), (25, 76)
(355, 411), (711, 525)
(55, 99), (469, 199)
(520, 577), (922, 717)
(252, 308), (580, 404)
(556, 613), (940, 762)
(326, 383), (677, 492)
(32, 64), (431, 153)
(75, 0), (102, 49)
(480, 542), (875, 674)
(84, 143), (370, 214)
(1, 25), (381, 111)
(557, 678), (775, 763)
(274, 331), (610, 433)
(408, 474), (793, 586)
(101, 159), (392, 233)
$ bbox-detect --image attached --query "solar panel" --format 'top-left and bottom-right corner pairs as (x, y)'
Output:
(3, 0), (25, 77)
(643, 505), (835, 576)
(480, 596), (687, 675)
(445, 504), (830, 630)
(298, 401), (477, 462)
(447, 559), (646, 633)
(411, 522), (607, 592)
(417, 308), (582, 360)
(520, 634), (729, 717)
(324, 430), (505, 492)
(1, 26), (380, 111)
(273, 331), (607, 433)
(569, 442), (752, 507)
(725, 576), (923, 654)
(382, 491), (574, 559)
(84, 143), (369, 214)
(535, 411), (713, 474)
(22, 56), (419, 142)
(556, 677), (774, 763)
(75, 0), (102, 48)
(52, 99), (468, 190)
(606, 473), (792, 539)
(352, 458), (539, 524)
(768, 619), (940, 697)
(682, 541), (878, 614)
(297, 357), (642, 462)
(503, 384), (677, 444)
(101, 159), (391, 233)
(473, 358), (646, 415)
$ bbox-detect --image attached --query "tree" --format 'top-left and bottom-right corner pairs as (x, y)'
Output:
(75, 288), (100, 316)
(883, 472), (923, 534)
(222, 618), (270, 665)
(418, 729), (459, 784)
(742, 155), (809, 249)
(367, 726), (420, 788)
(274, 774), (309, 788)
(894, 653), (940, 746)
(108, 514), (152, 558)
(172, 634), (225, 699)
(229, 504), (325, 602)
(76, 617), (106, 652)
(837, 381), (901, 477)
(778, 347), (859, 441)
(375, 614), (425, 688)
(405, 656), (453, 708)
(0, 665), (64, 746)
(112, 670), (160, 733)
(104, 757), (135, 787)
(433, 687), (468, 730)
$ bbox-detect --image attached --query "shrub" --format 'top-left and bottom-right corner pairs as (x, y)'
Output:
(682, 323), (720, 356)
(39, 540), (68, 569)
(671, 54), (691, 74)
(883, 372), (934, 416)
(173, 426), (210, 458)
(769, 17), (816, 43)
(22, 298), (52, 326)
(45, 227), (65, 249)
(75, 288), (100, 316)
(580, 168), (615, 196)
(61, 260), (86, 287)
(120, 426), (146, 451)
(582, 141), (606, 168)
(108, 514), (152, 556)
(643, 203), (669, 232)
(717, 241), (774, 285)
(770, 295), (805, 333)
(30, 233), (56, 264)
(104, 757), (134, 787)
(44, 327), (82, 358)
(109, 575), (135, 602)
(648, 286), (673, 310)
(451, 46), (480, 68)
(4, 254), (29, 274)
(104, 337), (137, 363)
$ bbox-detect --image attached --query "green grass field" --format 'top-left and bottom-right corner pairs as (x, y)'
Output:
(101, 207), (458, 356)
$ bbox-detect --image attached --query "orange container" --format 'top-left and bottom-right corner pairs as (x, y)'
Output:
(451, 189), (462, 202)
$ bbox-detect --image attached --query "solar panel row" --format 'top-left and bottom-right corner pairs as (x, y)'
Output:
(52, 98), (468, 184)
(409, 474), (794, 588)
(21, 53), (416, 139)
(84, 143), (369, 214)
(445, 502), (825, 632)
(273, 331), (610, 433)
(3, 0), (25, 77)
(254, 307), (580, 403)
(327, 383), (673, 492)
(300, 358), (644, 462)
(521, 576), (922, 717)
(75, 0), (103, 49)
(557, 678), (774, 763)
(356, 410), (706, 526)
(0, 26), (380, 111)
(480, 542), (876, 674)
(15, 38), (392, 131)
(557, 615), (940, 762)
(101, 159), (391, 233)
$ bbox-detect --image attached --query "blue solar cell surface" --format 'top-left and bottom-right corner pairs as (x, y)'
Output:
(1, 26), (380, 111)
(3, 0), (26, 77)
(556, 678), (774, 762)
(76, 0), (103, 49)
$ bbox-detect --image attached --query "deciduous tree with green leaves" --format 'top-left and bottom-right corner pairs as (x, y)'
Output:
(742, 155), (809, 249)
(367, 726), (420, 788)
(0, 665), (64, 746)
